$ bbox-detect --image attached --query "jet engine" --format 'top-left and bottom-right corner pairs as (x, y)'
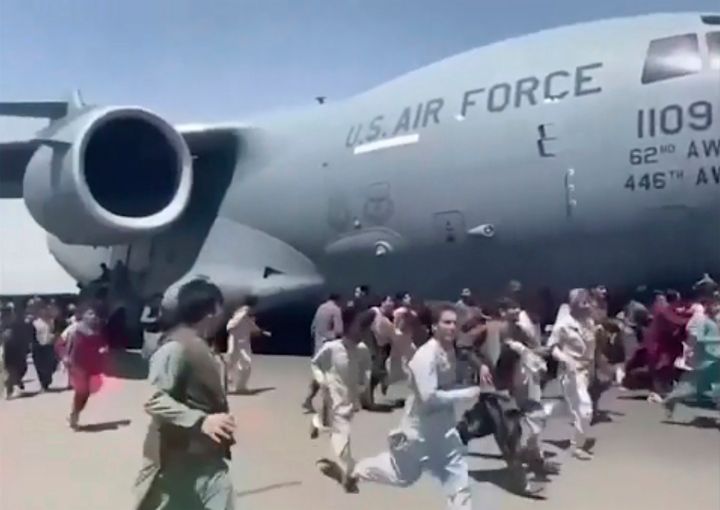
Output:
(22, 106), (192, 246)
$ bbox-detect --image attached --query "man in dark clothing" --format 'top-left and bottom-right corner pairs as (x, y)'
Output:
(347, 285), (372, 312)
(361, 296), (393, 410)
(134, 279), (236, 510)
(1, 305), (24, 399)
(455, 306), (489, 385)
(3, 306), (34, 398)
(456, 298), (551, 497)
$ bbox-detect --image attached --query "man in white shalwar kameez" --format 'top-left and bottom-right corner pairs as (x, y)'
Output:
(388, 303), (417, 385)
(349, 305), (480, 509)
(303, 294), (344, 412)
(224, 296), (269, 394)
(548, 289), (597, 460)
(310, 307), (373, 492)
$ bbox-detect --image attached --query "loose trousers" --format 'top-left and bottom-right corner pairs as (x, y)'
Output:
(560, 369), (593, 447)
(136, 456), (235, 510)
(226, 347), (252, 393)
(313, 405), (356, 477)
(354, 427), (472, 510)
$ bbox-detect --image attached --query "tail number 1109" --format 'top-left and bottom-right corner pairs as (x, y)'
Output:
(637, 101), (712, 139)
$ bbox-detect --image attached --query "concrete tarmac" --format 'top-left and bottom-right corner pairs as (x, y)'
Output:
(1, 353), (718, 510)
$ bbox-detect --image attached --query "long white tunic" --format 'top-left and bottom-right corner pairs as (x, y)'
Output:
(548, 311), (596, 445)
(311, 338), (371, 475)
(226, 307), (254, 356)
(354, 338), (477, 510)
(311, 339), (371, 416)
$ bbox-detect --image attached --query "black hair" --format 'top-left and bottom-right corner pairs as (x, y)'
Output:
(359, 284), (370, 294)
(341, 305), (359, 329)
(328, 293), (341, 302)
(665, 289), (681, 303)
(395, 291), (409, 301)
(482, 301), (500, 318)
(244, 295), (259, 307)
(343, 307), (375, 335)
(497, 297), (520, 311)
(176, 279), (224, 325)
(431, 303), (457, 325)
(76, 298), (107, 320)
(356, 309), (376, 330)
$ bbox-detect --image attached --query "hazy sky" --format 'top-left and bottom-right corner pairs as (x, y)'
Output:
(0, 0), (716, 138)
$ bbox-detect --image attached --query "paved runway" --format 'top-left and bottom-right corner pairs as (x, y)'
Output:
(1, 352), (718, 510)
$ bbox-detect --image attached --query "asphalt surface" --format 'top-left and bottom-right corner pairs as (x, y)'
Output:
(1, 352), (718, 510)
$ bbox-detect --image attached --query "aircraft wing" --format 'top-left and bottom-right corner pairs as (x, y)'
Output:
(0, 96), (323, 306)
(0, 139), (39, 198)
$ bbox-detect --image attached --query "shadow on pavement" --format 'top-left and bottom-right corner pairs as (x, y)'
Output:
(46, 387), (71, 393)
(466, 452), (505, 460)
(15, 390), (40, 399)
(77, 419), (132, 433)
(662, 417), (719, 430)
(469, 467), (546, 500)
(543, 439), (571, 450)
(229, 387), (276, 396)
(236, 481), (302, 498)
(591, 410), (616, 425)
(105, 350), (148, 380)
(362, 403), (395, 413)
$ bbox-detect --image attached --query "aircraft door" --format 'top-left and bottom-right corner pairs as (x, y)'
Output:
(433, 210), (466, 244)
(535, 121), (577, 223)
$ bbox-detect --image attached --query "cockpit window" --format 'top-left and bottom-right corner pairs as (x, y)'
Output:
(641, 34), (702, 84)
(708, 32), (720, 70)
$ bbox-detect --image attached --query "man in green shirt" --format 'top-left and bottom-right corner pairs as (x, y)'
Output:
(134, 279), (236, 510)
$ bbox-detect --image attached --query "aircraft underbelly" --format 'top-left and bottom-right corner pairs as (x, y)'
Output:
(318, 216), (719, 299)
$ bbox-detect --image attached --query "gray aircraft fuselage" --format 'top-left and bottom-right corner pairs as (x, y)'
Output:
(35, 13), (720, 307)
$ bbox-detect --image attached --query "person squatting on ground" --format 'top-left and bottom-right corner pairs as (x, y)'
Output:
(134, 279), (237, 510)
(303, 293), (344, 412)
(310, 306), (373, 493)
(345, 304), (479, 510)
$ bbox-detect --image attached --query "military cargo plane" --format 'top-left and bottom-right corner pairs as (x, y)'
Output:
(1, 12), (718, 312)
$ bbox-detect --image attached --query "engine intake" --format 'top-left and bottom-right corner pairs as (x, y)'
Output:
(23, 106), (192, 245)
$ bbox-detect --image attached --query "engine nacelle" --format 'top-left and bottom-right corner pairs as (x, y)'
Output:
(23, 106), (192, 245)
